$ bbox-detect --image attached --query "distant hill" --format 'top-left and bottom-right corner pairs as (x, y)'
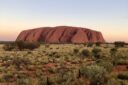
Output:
(16, 26), (105, 43)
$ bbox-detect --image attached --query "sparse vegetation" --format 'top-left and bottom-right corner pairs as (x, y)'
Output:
(0, 43), (128, 85)
(3, 41), (40, 51)
(80, 64), (107, 85)
(3, 43), (16, 51)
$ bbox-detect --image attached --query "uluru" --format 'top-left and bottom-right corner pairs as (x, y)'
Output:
(16, 26), (105, 43)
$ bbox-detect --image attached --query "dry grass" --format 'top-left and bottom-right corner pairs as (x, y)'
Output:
(0, 43), (128, 85)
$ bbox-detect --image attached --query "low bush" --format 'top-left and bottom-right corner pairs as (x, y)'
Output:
(80, 65), (107, 85)
(92, 48), (102, 58)
(110, 48), (118, 56)
(0, 76), (5, 82)
(48, 67), (57, 73)
(73, 48), (79, 54)
(38, 76), (48, 85)
(97, 60), (114, 72)
(3, 71), (14, 82)
(16, 41), (40, 50)
(48, 52), (60, 58)
(81, 49), (91, 58)
(47, 75), (61, 84)
(117, 72), (128, 80)
(12, 56), (30, 70)
(35, 69), (44, 78)
(16, 77), (31, 85)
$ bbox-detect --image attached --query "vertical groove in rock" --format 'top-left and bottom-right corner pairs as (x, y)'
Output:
(58, 27), (67, 43)
(39, 27), (52, 42)
(45, 29), (57, 43)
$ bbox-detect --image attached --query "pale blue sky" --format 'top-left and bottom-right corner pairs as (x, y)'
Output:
(0, 0), (128, 42)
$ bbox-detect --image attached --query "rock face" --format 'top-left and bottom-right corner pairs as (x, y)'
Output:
(16, 26), (105, 43)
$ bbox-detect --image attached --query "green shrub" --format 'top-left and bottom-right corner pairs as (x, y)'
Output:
(117, 72), (128, 80)
(110, 48), (118, 56)
(120, 80), (128, 85)
(51, 52), (61, 58)
(0, 76), (5, 82)
(80, 65), (107, 85)
(47, 75), (61, 85)
(79, 78), (85, 85)
(41, 56), (49, 64)
(73, 48), (79, 54)
(35, 69), (44, 78)
(2, 71), (15, 82)
(15, 73), (32, 85)
(81, 49), (91, 57)
(97, 61), (114, 72)
(12, 56), (30, 70)
(65, 77), (72, 85)
(16, 41), (40, 50)
(16, 77), (31, 85)
(48, 67), (57, 73)
(110, 48), (121, 65)
(48, 52), (59, 57)
(38, 76), (48, 85)
(15, 41), (24, 50)
(92, 48), (102, 58)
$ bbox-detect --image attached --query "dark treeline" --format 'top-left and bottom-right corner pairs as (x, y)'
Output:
(0, 41), (128, 45)
(0, 41), (14, 44)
